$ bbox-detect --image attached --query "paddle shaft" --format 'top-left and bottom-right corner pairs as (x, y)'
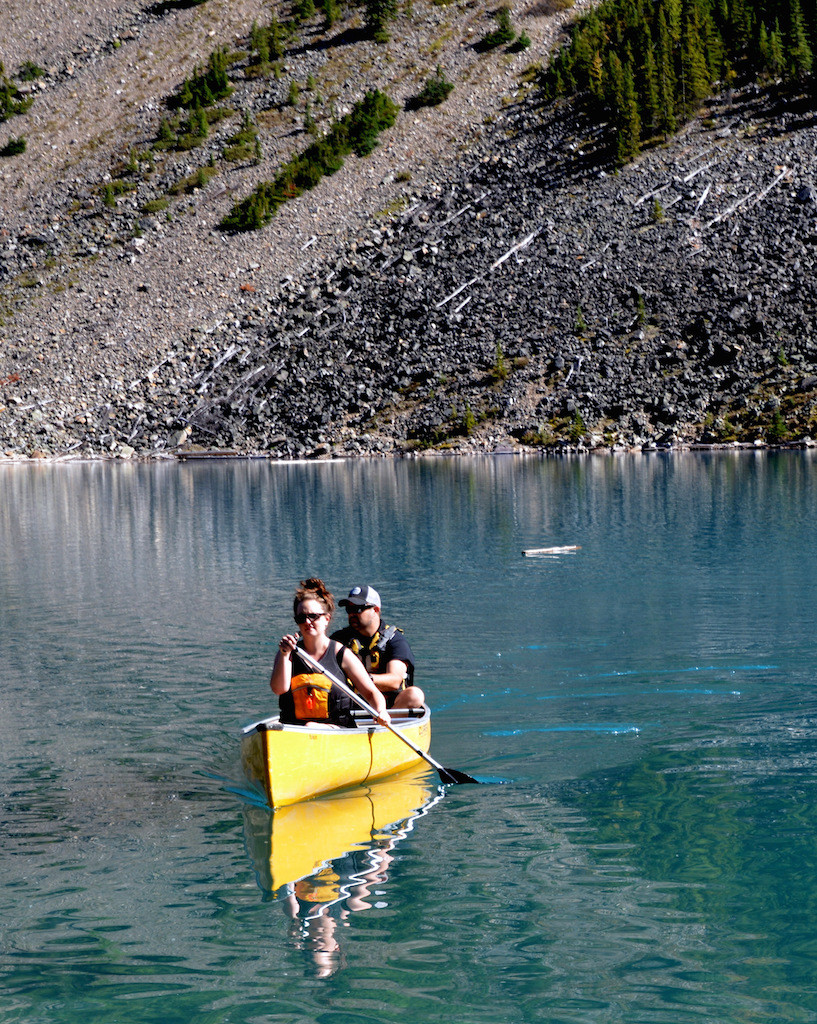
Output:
(293, 646), (476, 784)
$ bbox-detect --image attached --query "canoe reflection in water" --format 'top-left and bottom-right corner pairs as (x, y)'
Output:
(243, 764), (444, 977)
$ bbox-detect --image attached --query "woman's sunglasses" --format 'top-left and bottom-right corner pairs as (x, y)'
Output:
(294, 611), (326, 624)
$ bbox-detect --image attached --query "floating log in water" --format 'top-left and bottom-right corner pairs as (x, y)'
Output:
(176, 450), (266, 460)
(522, 545), (581, 556)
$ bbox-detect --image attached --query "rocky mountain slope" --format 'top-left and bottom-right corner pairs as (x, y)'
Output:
(1, 0), (816, 458)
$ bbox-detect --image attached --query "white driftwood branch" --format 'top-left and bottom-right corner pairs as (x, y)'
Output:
(683, 158), (719, 183)
(634, 182), (672, 207)
(700, 166), (786, 232)
(436, 225), (540, 308)
(490, 228), (540, 270)
(754, 166), (789, 203)
(434, 191), (491, 230)
(703, 192), (754, 230)
(436, 275), (481, 308)
(580, 240), (612, 273)
(523, 545), (581, 555)
(693, 183), (711, 214)
(195, 344), (238, 392)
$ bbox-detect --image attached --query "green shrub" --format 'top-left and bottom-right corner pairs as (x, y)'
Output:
(224, 112), (259, 161)
(510, 29), (531, 51)
(170, 164), (217, 195)
(18, 61), (44, 81)
(0, 135), (26, 156)
(569, 410), (586, 442)
(141, 197), (169, 214)
(478, 6), (516, 51)
(294, 0), (315, 20)
(0, 65), (33, 122)
(155, 117), (177, 149)
(99, 180), (136, 206)
(767, 409), (789, 444)
(416, 66), (454, 106)
(346, 88), (398, 154)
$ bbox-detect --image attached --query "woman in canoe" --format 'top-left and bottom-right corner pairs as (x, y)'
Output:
(271, 578), (390, 728)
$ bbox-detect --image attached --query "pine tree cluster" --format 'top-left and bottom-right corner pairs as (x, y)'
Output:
(544, 0), (815, 164)
(169, 48), (233, 111)
(221, 89), (398, 231)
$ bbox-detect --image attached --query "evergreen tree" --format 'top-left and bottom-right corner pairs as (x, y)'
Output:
(322, 0), (340, 29)
(365, 0), (397, 42)
(697, 0), (723, 78)
(294, 0), (316, 21)
(787, 0), (814, 79)
(656, 7), (677, 133)
(604, 48), (626, 114)
(661, 0), (682, 44)
(725, 0), (751, 53)
(758, 20), (770, 68)
(679, 4), (711, 115)
(157, 117), (175, 147)
(616, 60), (641, 162)
(538, 0), (816, 170)
(572, 31), (596, 92)
(641, 42), (661, 134)
(269, 15), (284, 60)
(251, 20), (269, 65)
(589, 50), (605, 102)
(768, 19), (786, 76)
(191, 105), (208, 140)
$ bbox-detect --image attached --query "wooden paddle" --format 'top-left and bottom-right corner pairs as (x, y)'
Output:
(295, 647), (480, 785)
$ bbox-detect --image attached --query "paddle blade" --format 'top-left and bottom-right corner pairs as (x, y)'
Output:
(437, 766), (481, 785)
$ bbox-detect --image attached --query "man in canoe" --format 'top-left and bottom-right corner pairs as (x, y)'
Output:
(332, 585), (425, 711)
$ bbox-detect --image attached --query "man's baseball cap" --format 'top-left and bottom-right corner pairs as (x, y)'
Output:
(339, 585), (381, 608)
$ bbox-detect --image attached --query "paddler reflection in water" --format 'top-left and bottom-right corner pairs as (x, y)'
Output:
(332, 585), (425, 710)
(283, 838), (398, 979)
(271, 577), (390, 727)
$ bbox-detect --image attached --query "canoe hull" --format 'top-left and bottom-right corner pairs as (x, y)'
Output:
(240, 708), (432, 808)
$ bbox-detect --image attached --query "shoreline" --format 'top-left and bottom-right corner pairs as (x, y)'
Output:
(3, 439), (816, 465)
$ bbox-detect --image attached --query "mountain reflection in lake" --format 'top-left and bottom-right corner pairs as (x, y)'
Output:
(2, 452), (817, 1024)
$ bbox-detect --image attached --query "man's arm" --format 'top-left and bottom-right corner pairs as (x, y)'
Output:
(371, 659), (410, 694)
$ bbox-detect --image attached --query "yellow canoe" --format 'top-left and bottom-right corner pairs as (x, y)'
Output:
(243, 762), (440, 895)
(240, 706), (432, 808)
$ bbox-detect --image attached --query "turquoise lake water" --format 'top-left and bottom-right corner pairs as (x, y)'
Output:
(2, 452), (817, 1022)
